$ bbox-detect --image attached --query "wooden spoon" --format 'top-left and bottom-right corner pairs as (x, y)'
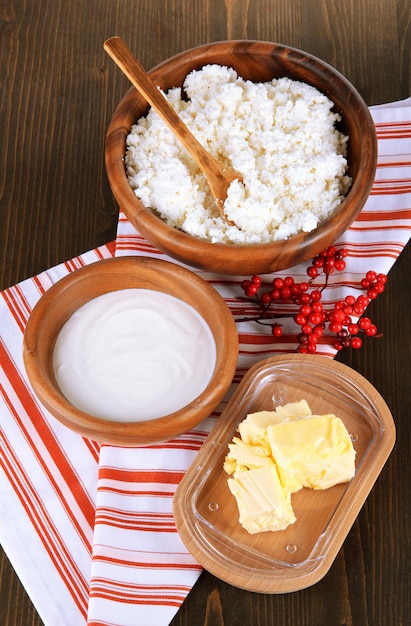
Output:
(104, 36), (242, 224)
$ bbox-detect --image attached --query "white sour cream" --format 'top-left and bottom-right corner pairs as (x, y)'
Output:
(53, 288), (217, 422)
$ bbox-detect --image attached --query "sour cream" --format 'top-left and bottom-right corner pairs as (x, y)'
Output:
(53, 288), (217, 422)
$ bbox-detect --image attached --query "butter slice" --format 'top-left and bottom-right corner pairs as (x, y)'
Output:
(223, 437), (272, 474)
(227, 465), (296, 534)
(238, 400), (312, 447)
(266, 414), (356, 492)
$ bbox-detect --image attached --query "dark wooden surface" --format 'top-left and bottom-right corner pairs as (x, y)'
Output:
(0, 1), (410, 625)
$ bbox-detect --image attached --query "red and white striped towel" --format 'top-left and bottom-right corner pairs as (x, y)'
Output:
(1, 98), (410, 626)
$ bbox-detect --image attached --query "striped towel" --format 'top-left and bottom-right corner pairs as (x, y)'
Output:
(0, 99), (410, 626)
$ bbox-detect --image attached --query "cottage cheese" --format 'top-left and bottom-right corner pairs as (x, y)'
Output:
(125, 65), (351, 244)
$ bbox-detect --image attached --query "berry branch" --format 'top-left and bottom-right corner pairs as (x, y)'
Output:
(236, 246), (385, 353)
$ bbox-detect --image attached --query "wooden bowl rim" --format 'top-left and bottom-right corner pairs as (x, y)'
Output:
(23, 256), (239, 445)
(105, 40), (377, 274)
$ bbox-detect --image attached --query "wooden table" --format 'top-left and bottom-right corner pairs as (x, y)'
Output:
(1, 1), (410, 624)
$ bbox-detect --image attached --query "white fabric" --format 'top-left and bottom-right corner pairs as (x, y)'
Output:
(0, 100), (410, 626)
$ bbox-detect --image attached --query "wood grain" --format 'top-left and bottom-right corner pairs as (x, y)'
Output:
(0, 1), (410, 625)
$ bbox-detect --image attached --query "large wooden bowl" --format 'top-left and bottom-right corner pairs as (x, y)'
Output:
(105, 40), (377, 276)
(22, 257), (238, 446)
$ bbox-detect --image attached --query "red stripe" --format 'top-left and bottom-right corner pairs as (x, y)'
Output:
(1, 290), (27, 334)
(89, 590), (186, 607)
(377, 160), (411, 168)
(98, 487), (179, 497)
(0, 431), (89, 618)
(92, 554), (200, 571)
(0, 341), (96, 530)
(356, 209), (411, 221)
(98, 468), (185, 484)
(94, 510), (177, 532)
(370, 184), (411, 195)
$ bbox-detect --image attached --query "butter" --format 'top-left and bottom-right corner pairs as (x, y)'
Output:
(238, 399), (312, 447)
(227, 465), (296, 534)
(224, 401), (356, 534)
(223, 437), (273, 474)
(266, 414), (356, 492)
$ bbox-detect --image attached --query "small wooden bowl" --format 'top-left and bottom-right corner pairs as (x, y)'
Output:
(105, 40), (377, 275)
(22, 257), (238, 446)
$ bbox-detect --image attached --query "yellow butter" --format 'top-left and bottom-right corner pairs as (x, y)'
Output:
(227, 465), (296, 534)
(266, 414), (356, 492)
(224, 401), (356, 534)
(223, 437), (273, 474)
(238, 400), (312, 447)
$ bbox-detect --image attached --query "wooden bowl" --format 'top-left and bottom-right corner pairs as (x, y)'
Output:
(22, 257), (238, 446)
(105, 40), (377, 276)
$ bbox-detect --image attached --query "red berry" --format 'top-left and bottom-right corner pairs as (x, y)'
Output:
(300, 304), (312, 317)
(272, 324), (282, 337)
(366, 270), (377, 282)
(331, 309), (345, 323)
(334, 260), (346, 271)
(309, 312), (323, 325)
(358, 317), (372, 330)
(334, 249), (348, 261)
(295, 313), (307, 326)
(273, 277), (284, 289)
(245, 284), (259, 297)
(357, 295), (370, 307)
(310, 290), (322, 302)
(329, 321), (343, 333)
(350, 337), (363, 349)
(251, 275), (262, 286)
(307, 266), (318, 278)
(353, 304), (365, 315)
(365, 324), (378, 336)
(260, 292), (272, 305)
(373, 283), (385, 294)
(348, 323), (359, 335)
(311, 302), (323, 313)
(345, 295), (356, 306)
(367, 289), (379, 300)
(281, 287), (292, 300)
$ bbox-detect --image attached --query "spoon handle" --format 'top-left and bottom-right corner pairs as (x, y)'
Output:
(104, 36), (218, 173)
